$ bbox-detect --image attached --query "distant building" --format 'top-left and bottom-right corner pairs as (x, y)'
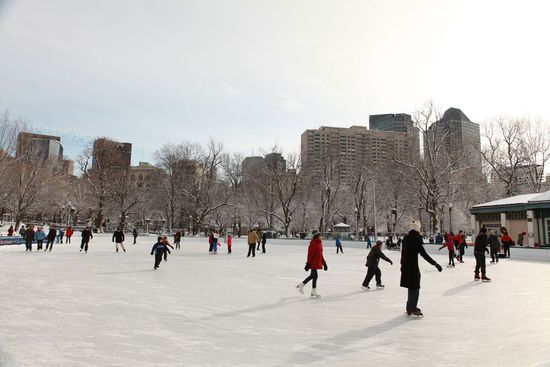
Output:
(91, 138), (132, 170)
(265, 152), (286, 173)
(129, 162), (161, 189)
(242, 156), (266, 181)
(369, 113), (414, 134)
(16, 132), (63, 162)
(301, 125), (413, 182)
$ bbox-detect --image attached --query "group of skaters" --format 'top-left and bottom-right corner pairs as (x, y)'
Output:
(16, 224), (75, 252)
(246, 228), (268, 257)
(296, 220), (512, 317)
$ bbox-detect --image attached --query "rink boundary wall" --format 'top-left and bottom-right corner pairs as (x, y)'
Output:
(266, 238), (550, 262)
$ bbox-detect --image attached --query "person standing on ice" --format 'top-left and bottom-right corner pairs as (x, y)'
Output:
(362, 240), (392, 290)
(438, 236), (456, 267)
(247, 228), (258, 257)
(174, 230), (182, 249)
(35, 226), (46, 250)
(500, 228), (513, 258)
(112, 227), (126, 253)
(132, 227), (138, 244)
(163, 239), (174, 261)
(335, 235), (343, 254)
(400, 220), (442, 317)
(296, 230), (328, 298)
(488, 229), (500, 263)
(19, 225), (27, 238)
(80, 226), (93, 253)
(45, 225), (57, 252)
(227, 234), (233, 254)
(256, 228), (262, 251)
(8, 225), (14, 236)
(65, 226), (73, 244)
(24, 225), (35, 252)
(473, 227), (491, 281)
(455, 230), (467, 263)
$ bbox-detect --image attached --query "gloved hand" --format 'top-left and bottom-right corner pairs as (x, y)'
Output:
(304, 263), (310, 271)
(435, 264), (443, 272)
(150, 252), (153, 256)
(323, 261), (328, 271)
(389, 260), (393, 266)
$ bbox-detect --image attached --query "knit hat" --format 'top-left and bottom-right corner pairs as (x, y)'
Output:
(410, 220), (421, 233)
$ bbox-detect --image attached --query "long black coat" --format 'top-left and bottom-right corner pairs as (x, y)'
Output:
(400, 230), (438, 289)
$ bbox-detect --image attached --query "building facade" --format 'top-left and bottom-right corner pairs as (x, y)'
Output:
(16, 132), (74, 175)
(91, 138), (132, 171)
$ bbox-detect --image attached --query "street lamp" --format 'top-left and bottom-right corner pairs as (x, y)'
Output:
(448, 203), (453, 232)
(354, 207), (359, 241)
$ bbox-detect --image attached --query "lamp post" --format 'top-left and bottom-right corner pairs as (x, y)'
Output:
(448, 203), (453, 232)
(354, 207), (359, 241)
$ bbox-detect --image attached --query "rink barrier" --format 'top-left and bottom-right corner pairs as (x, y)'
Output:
(0, 237), (25, 246)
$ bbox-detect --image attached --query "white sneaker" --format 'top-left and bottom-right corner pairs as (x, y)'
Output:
(311, 288), (321, 298)
(296, 283), (304, 294)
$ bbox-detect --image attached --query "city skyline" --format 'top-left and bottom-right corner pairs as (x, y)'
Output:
(2, 1), (550, 164)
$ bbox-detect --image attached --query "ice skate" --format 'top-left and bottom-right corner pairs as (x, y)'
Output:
(482, 276), (491, 282)
(474, 275), (480, 281)
(310, 288), (321, 298)
(296, 283), (304, 294)
(407, 308), (423, 317)
(376, 283), (385, 289)
(361, 285), (370, 291)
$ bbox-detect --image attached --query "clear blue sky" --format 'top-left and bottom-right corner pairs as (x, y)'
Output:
(1, 0), (549, 163)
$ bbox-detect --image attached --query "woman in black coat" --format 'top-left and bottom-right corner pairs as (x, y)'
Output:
(400, 221), (442, 316)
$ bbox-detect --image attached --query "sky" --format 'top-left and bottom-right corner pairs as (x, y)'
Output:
(1, 0), (550, 164)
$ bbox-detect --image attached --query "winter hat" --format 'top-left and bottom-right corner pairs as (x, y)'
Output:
(311, 230), (320, 238)
(410, 220), (421, 233)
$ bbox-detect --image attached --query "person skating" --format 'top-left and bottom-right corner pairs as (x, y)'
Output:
(362, 240), (393, 290)
(80, 226), (93, 253)
(132, 227), (138, 244)
(212, 231), (219, 254)
(400, 220), (442, 317)
(261, 231), (267, 253)
(227, 234), (233, 254)
(500, 228), (513, 258)
(112, 227), (126, 253)
(45, 225), (57, 252)
(65, 226), (73, 244)
(247, 228), (258, 257)
(57, 228), (65, 244)
(24, 225), (35, 252)
(151, 236), (171, 270)
(456, 230), (467, 263)
(163, 240), (174, 261)
(439, 237), (456, 267)
(8, 225), (14, 236)
(174, 231), (182, 250)
(296, 230), (328, 298)
(35, 226), (46, 250)
(336, 236), (343, 254)
(256, 228), (262, 251)
(488, 229), (500, 263)
(19, 225), (27, 238)
(474, 227), (491, 281)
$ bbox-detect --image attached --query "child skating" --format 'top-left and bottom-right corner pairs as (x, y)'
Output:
(439, 238), (456, 267)
(362, 240), (393, 290)
(151, 236), (171, 270)
(296, 230), (328, 298)
(335, 236), (343, 254)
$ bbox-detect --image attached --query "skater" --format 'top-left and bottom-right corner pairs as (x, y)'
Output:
(57, 228), (65, 244)
(112, 227), (126, 253)
(227, 234), (232, 254)
(400, 220), (442, 317)
(296, 230), (327, 298)
(45, 225), (57, 252)
(500, 228), (513, 258)
(439, 236), (456, 267)
(366, 236), (372, 249)
(256, 228), (262, 251)
(80, 226), (93, 252)
(35, 226), (46, 250)
(163, 239), (174, 261)
(247, 228), (259, 257)
(474, 227), (491, 281)
(488, 229), (500, 263)
(151, 236), (171, 270)
(456, 230), (467, 263)
(19, 225), (27, 238)
(65, 226), (73, 244)
(8, 225), (14, 236)
(212, 231), (219, 254)
(435, 233), (443, 244)
(174, 230), (182, 250)
(24, 225), (35, 252)
(261, 231), (267, 253)
(336, 235), (343, 254)
(517, 231), (526, 247)
(132, 227), (138, 244)
(362, 240), (393, 290)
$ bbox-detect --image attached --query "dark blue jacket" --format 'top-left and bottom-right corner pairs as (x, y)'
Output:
(151, 242), (171, 255)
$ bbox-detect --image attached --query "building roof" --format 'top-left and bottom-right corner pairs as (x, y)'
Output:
(471, 190), (550, 213)
(441, 108), (471, 123)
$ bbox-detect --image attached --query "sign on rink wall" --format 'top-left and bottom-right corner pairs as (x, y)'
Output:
(0, 237), (25, 246)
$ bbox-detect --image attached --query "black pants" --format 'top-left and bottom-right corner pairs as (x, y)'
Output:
(406, 288), (420, 312)
(490, 248), (499, 262)
(46, 239), (54, 251)
(257, 241), (261, 250)
(261, 241), (266, 253)
(25, 240), (32, 251)
(503, 244), (511, 258)
(133, 236), (137, 244)
(474, 252), (486, 276)
(458, 246), (465, 262)
(336, 245), (343, 254)
(303, 269), (318, 288)
(65, 236), (71, 244)
(247, 244), (256, 257)
(175, 241), (180, 249)
(154, 253), (163, 269)
(37, 240), (43, 250)
(81, 240), (89, 252)
(448, 251), (455, 266)
(363, 266), (381, 287)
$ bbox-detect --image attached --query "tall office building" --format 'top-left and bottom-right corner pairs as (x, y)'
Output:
(301, 125), (412, 182)
(16, 132), (63, 162)
(91, 138), (132, 170)
(369, 113), (413, 133)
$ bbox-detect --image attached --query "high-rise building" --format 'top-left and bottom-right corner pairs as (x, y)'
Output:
(301, 125), (413, 182)
(242, 156), (266, 181)
(91, 138), (132, 170)
(369, 113), (413, 133)
(16, 132), (63, 162)
(429, 107), (481, 167)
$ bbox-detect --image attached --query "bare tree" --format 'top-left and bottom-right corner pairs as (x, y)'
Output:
(317, 155), (349, 233)
(522, 121), (550, 193)
(109, 167), (144, 230)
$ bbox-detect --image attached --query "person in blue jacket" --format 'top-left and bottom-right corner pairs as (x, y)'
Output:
(35, 227), (46, 250)
(335, 235), (343, 254)
(151, 236), (171, 270)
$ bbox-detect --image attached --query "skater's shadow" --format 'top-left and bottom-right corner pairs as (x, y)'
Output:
(443, 281), (481, 296)
(203, 296), (308, 321)
(96, 270), (153, 275)
(284, 315), (407, 366)
(317, 290), (366, 303)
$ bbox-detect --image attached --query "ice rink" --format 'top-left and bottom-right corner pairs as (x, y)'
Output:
(1, 234), (549, 367)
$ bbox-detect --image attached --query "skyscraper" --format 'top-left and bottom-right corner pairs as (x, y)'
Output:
(369, 113), (413, 133)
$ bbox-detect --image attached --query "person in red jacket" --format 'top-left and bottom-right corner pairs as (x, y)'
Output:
(296, 230), (328, 298)
(7, 225), (14, 236)
(500, 228), (513, 258)
(65, 226), (74, 244)
(227, 234), (233, 254)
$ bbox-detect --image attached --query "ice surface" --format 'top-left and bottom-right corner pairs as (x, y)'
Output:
(1, 235), (550, 367)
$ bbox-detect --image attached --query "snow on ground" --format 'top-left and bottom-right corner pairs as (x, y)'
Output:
(1, 235), (550, 367)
